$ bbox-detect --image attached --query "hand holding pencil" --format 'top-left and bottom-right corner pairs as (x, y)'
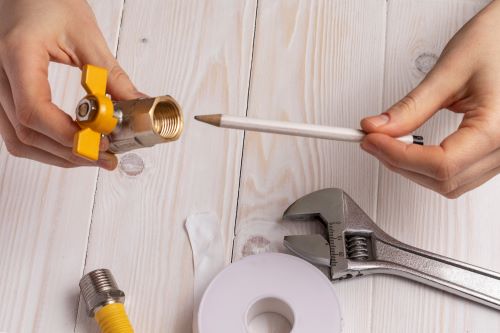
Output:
(361, 0), (500, 198)
(196, 2), (500, 199)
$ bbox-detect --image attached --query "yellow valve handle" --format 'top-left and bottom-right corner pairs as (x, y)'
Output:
(74, 128), (102, 161)
(82, 64), (107, 95)
(73, 65), (118, 161)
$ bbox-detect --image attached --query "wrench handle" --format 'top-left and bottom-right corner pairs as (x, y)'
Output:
(367, 240), (500, 310)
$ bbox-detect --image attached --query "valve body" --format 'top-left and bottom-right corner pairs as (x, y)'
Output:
(109, 96), (183, 153)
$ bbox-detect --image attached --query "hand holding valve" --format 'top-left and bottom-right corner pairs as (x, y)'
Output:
(73, 65), (184, 161)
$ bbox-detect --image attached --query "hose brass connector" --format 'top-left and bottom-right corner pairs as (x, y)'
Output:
(79, 269), (134, 333)
(74, 65), (183, 160)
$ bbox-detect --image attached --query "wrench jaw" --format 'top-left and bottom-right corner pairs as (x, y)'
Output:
(283, 188), (348, 280)
(283, 232), (372, 281)
(283, 234), (331, 267)
(283, 188), (346, 225)
(283, 188), (386, 281)
(283, 233), (351, 280)
(282, 188), (383, 233)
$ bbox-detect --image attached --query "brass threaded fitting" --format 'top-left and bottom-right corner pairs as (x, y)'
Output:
(152, 99), (183, 140)
(79, 269), (134, 333)
(80, 269), (124, 317)
(109, 96), (183, 154)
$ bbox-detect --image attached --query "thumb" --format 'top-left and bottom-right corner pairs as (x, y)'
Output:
(361, 69), (461, 137)
(75, 34), (146, 100)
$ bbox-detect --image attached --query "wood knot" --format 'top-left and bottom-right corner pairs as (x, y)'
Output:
(119, 153), (144, 176)
(242, 235), (271, 257)
(415, 53), (438, 74)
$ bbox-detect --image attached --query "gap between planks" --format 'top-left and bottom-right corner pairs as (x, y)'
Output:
(231, 0), (260, 263)
(368, 0), (390, 331)
(73, 1), (127, 331)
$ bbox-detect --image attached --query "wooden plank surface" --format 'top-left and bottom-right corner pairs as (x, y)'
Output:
(74, 1), (257, 332)
(232, 1), (387, 332)
(0, 1), (124, 332)
(372, 0), (500, 332)
(2, 0), (500, 332)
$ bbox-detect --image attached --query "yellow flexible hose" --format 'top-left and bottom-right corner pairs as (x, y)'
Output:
(95, 303), (134, 333)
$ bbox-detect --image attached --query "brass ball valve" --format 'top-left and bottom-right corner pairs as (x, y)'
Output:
(73, 65), (183, 160)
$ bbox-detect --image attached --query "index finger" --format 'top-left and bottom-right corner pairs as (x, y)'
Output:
(3, 43), (79, 147)
(362, 134), (450, 180)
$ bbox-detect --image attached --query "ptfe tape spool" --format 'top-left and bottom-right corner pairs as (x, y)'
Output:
(197, 253), (342, 332)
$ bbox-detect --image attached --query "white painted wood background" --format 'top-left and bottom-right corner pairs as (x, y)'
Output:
(0, 0), (499, 332)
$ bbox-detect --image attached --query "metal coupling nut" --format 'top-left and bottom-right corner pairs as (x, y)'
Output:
(76, 97), (99, 122)
(79, 269), (126, 317)
(109, 95), (183, 154)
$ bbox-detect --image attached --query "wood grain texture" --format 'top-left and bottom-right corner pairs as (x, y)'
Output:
(2, 0), (500, 332)
(74, 1), (257, 332)
(372, 0), (500, 332)
(232, 1), (386, 332)
(0, 1), (124, 332)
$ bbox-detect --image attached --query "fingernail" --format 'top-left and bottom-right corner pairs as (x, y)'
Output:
(360, 141), (378, 154)
(366, 114), (389, 127)
(97, 153), (117, 170)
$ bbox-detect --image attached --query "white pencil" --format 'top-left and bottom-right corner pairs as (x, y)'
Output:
(194, 114), (424, 145)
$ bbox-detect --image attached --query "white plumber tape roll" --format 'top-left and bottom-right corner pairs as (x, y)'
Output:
(197, 253), (342, 333)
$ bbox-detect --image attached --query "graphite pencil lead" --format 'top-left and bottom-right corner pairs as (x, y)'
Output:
(194, 114), (222, 127)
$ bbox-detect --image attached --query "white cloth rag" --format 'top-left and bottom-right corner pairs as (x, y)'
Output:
(185, 212), (225, 333)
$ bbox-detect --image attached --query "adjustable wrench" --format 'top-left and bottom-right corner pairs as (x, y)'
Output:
(283, 188), (500, 310)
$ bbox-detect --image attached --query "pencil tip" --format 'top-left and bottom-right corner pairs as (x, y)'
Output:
(194, 114), (222, 127)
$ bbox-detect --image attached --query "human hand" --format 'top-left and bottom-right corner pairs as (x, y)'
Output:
(0, 0), (144, 169)
(360, 0), (500, 198)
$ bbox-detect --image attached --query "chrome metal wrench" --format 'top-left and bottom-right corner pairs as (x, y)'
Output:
(283, 188), (500, 310)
